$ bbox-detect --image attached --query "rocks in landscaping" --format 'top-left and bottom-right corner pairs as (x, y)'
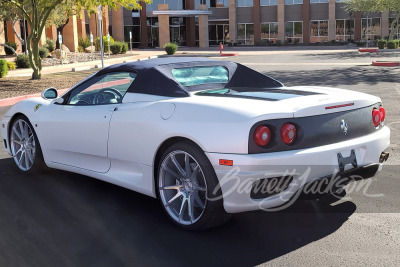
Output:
(54, 49), (67, 60)
(62, 45), (70, 53)
(85, 45), (96, 53)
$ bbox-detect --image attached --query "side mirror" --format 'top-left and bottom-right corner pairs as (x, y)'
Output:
(41, 88), (58, 100)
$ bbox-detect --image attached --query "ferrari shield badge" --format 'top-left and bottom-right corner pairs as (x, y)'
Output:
(34, 104), (42, 112)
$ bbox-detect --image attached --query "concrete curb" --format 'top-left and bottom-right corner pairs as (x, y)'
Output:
(72, 66), (91, 72)
(372, 61), (400, 67)
(359, 48), (378, 53)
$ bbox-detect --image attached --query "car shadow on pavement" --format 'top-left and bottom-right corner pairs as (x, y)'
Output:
(0, 158), (355, 267)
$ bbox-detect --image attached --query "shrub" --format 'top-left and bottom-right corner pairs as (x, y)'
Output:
(0, 59), (8, 78)
(121, 42), (128, 54)
(164, 42), (178, 55)
(377, 39), (387, 49)
(110, 42), (123, 54)
(77, 46), (84, 52)
(7, 61), (16, 70)
(38, 47), (49, 59)
(387, 40), (399, 49)
(78, 36), (91, 49)
(15, 54), (30, 68)
(44, 38), (56, 52)
(95, 36), (115, 53)
(5, 42), (18, 55)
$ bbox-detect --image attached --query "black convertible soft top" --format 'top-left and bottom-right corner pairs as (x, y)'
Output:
(95, 57), (283, 97)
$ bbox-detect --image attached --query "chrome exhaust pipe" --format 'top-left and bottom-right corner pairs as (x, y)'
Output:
(379, 152), (390, 163)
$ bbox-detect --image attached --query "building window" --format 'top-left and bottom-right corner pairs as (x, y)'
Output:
(285, 21), (303, 43)
(310, 0), (328, 3)
(147, 0), (185, 12)
(285, 0), (303, 5)
(237, 0), (253, 7)
(389, 18), (400, 39)
(169, 17), (186, 46)
(237, 23), (254, 45)
(362, 18), (381, 41)
(210, 0), (229, 7)
(310, 20), (328, 43)
(124, 16), (141, 48)
(260, 0), (278, 6)
(147, 17), (159, 48)
(261, 22), (278, 43)
(336, 19), (354, 41)
(209, 24), (229, 45)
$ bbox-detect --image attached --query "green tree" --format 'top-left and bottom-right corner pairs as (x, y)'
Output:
(343, 0), (400, 40)
(0, 0), (149, 79)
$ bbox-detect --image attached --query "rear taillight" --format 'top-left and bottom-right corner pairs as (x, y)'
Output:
(254, 125), (271, 147)
(379, 106), (386, 123)
(280, 123), (297, 145)
(372, 108), (381, 127)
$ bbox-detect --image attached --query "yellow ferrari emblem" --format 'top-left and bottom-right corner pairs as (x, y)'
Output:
(34, 104), (42, 112)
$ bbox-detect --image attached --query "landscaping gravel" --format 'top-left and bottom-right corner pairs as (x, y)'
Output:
(42, 52), (133, 66)
(0, 71), (94, 99)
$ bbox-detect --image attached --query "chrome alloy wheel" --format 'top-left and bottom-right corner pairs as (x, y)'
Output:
(159, 150), (207, 225)
(10, 119), (36, 171)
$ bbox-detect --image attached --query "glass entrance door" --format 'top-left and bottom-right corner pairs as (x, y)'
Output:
(170, 26), (180, 45)
(208, 24), (229, 45)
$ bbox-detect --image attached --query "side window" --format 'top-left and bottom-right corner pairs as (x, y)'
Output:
(67, 72), (137, 105)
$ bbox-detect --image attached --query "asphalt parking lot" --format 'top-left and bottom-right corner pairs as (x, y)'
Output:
(0, 49), (399, 267)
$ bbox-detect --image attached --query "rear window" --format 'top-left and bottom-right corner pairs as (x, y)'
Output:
(172, 66), (229, 86)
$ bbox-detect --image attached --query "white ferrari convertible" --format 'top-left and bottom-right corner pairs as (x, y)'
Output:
(1, 58), (390, 230)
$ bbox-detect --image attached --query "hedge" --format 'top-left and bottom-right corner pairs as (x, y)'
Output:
(0, 59), (8, 78)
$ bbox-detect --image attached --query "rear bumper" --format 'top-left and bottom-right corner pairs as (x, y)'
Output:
(206, 126), (390, 213)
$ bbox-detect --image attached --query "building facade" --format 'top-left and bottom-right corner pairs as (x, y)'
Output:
(1, 0), (399, 54)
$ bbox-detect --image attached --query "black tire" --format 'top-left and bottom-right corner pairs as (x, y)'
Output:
(157, 142), (232, 231)
(9, 115), (46, 173)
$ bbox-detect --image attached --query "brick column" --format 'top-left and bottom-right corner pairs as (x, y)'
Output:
(354, 11), (362, 42)
(102, 6), (110, 35)
(328, 0), (336, 41)
(186, 0), (196, 47)
(6, 20), (22, 53)
(277, 0), (285, 43)
(158, 4), (170, 48)
(229, 0), (236, 44)
(77, 10), (86, 37)
(302, 0), (310, 44)
(89, 12), (98, 37)
(140, 2), (148, 48)
(0, 21), (5, 55)
(46, 25), (57, 41)
(253, 0), (261, 45)
(112, 5), (124, 41)
(198, 4), (209, 48)
(381, 11), (389, 39)
(63, 15), (79, 52)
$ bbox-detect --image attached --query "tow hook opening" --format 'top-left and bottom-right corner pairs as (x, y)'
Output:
(379, 152), (390, 163)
